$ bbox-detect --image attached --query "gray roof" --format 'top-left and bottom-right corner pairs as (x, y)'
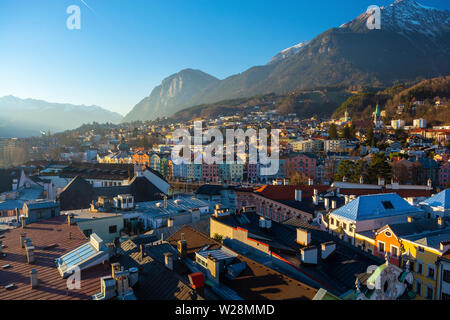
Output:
(118, 239), (200, 300)
(24, 200), (58, 210)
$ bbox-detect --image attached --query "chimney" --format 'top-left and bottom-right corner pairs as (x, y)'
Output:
(12, 179), (18, 191)
(440, 241), (450, 253)
(164, 195), (168, 208)
(391, 178), (399, 190)
(206, 254), (220, 284)
(295, 189), (302, 202)
(359, 175), (364, 184)
(20, 233), (27, 248)
(26, 244), (35, 264)
(378, 177), (385, 186)
(67, 213), (75, 226)
(128, 267), (139, 287)
(297, 228), (311, 246)
(437, 217), (444, 228)
(164, 252), (173, 271)
(342, 176), (348, 183)
(308, 178), (314, 186)
(265, 219), (272, 229)
(331, 200), (337, 209)
(407, 216), (415, 223)
(321, 242), (336, 260)
(30, 268), (39, 289)
(324, 198), (330, 210)
(111, 262), (121, 279)
(168, 218), (174, 228)
(427, 178), (432, 188)
(300, 246), (318, 265)
(178, 239), (187, 259)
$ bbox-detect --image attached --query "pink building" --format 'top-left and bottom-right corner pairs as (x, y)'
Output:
(284, 153), (317, 179)
(439, 161), (450, 187)
(202, 162), (219, 182)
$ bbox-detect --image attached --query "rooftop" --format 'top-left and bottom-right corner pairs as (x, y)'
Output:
(421, 189), (450, 209)
(331, 193), (423, 221)
(0, 216), (108, 300)
(167, 226), (318, 300)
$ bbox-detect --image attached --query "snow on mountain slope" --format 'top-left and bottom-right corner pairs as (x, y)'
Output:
(269, 41), (309, 64)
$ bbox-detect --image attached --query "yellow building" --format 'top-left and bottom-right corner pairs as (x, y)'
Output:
(400, 228), (450, 300)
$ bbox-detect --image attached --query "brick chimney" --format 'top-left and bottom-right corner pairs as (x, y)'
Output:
(378, 177), (385, 186)
(20, 233), (26, 248)
(26, 242), (35, 264)
(359, 175), (364, 184)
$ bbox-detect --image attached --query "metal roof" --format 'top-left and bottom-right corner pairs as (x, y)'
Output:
(196, 248), (237, 261)
(25, 200), (58, 210)
(331, 193), (422, 221)
(134, 197), (209, 219)
(421, 189), (450, 210)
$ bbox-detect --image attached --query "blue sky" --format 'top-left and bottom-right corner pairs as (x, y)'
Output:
(0, 0), (449, 115)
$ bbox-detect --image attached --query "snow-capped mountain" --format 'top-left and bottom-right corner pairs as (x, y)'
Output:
(269, 41), (309, 64)
(342, 0), (450, 39)
(126, 0), (450, 122)
(0, 96), (123, 137)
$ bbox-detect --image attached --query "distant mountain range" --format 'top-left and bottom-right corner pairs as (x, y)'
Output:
(0, 96), (123, 138)
(124, 0), (450, 122)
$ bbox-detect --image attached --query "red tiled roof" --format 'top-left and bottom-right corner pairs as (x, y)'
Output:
(253, 185), (329, 201)
(0, 216), (108, 300)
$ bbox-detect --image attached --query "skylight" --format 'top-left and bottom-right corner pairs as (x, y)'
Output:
(56, 233), (109, 278)
(381, 201), (394, 210)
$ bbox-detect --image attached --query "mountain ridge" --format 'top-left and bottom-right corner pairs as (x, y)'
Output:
(124, 0), (450, 122)
(0, 95), (122, 138)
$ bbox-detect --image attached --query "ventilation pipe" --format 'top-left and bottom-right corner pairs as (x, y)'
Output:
(164, 252), (174, 271)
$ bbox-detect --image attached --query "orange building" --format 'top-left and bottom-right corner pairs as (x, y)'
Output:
(374, 225), (402, 266)
(132, 152), (150, 166)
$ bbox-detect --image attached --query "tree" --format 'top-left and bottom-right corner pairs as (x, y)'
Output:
(141, 136), (149, 149)
(289, 172), (309, 185)
(367, 154), (392, 184)
(329, 123), (338, 140)
(366, 127), (375, 147)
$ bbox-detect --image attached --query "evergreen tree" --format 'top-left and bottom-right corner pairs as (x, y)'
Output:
(329, 123), (338, 140)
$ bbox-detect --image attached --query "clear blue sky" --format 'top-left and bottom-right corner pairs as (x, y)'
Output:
(0, 0), (449, 115)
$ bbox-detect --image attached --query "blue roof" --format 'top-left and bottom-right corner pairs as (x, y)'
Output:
(421, 189), (450, 210)
(331, 193), (422, 221)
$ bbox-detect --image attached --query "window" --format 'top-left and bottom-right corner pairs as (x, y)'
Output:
(444, 270), (450, 283)
(391, 245), (398, 257)
(442, 293), (450, 300)
(426, 285), (434, 300)
(416, 280), (422, 295)
(342, 223), (347, 231)
(417, 262), (423, 275)
(428, 266), (435, 279)
(330, 217), (334, 225)
(418, 246), (425, 253)
(109, 225), (117, 234)
(378, 241), (385, 253)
